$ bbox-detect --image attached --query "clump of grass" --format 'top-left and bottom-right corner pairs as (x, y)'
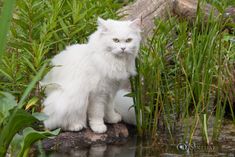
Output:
(132, 1), (235, 142)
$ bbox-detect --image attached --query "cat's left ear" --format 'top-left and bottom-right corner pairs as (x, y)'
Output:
(130, 18), (142, 31)
(97, 17), (108, 32)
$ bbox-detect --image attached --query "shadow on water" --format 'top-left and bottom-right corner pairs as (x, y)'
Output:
(38, 120), (235, 157)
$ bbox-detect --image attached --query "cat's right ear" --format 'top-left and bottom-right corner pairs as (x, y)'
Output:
(97, 17), (108, 32)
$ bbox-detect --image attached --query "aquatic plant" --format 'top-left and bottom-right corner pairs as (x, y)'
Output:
(131, 0), (235, 143)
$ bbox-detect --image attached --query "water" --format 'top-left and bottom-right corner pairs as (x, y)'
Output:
(42, 135), (235, 157)
(35, 120), (235, 157)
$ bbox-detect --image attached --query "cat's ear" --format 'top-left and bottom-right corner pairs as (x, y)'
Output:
(97, 17), (108, 32)
(130, 18), (142, 31)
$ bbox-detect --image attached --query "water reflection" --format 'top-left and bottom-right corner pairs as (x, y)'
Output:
(43, 119), (235, 157)
(44, 134), (235, 157)
(46, 136), (137, 157)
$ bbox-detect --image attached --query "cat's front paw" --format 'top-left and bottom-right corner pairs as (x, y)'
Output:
(67, 123), (84, 132)
(90, 123), (107, 133)
(105, 112), (122, 124)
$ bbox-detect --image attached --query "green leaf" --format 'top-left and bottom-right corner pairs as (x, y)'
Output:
(58, 17), (69, 36)
(0, 92), (17, 124)
(22, 56), (37, 74)
(0, 0), (17, 61)
(124, 92), (135, 98)
(32, 112), (49, 121)
(18, 127), (60, 157)
(0, 62), (48, 156)
(18, 63), (48, 108)
(25, 97), (39, 110)
(144, 106), (151, 113)
(0, 69), (13, 81)
(10, 134), (23, 156)
(0, 109), (38, 156)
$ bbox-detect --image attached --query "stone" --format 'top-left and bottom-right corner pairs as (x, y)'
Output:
(39, 123), (133, 152)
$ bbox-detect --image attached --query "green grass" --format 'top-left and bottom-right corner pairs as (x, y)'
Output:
(131, 1), (235, 143)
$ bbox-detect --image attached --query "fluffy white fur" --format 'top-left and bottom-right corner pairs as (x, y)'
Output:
(41, 18), (141, 133)
(114, 89), (136, 125)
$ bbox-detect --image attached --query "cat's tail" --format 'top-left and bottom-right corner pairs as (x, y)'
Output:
(114, 89), (136, 125)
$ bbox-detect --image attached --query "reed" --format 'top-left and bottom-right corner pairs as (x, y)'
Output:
(132, 1), (235, 143)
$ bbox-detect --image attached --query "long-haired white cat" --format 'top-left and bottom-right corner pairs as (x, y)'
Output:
(41, 17), (141, 133)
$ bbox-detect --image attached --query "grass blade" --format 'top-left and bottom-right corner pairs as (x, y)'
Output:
(0, 0), (16, 61)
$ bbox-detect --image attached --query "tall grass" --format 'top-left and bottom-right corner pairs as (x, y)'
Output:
(132, 2), (235, 142)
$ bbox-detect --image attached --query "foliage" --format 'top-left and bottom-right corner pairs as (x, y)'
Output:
(0, 0), (16, 60)
(0, 0), (122, 102)
(0, 0), (61, 156)
(131, 2), (235, 142)
(11, 127), (60, 157)
(0, 63), (60, 157)
(0, 0), (124, 156)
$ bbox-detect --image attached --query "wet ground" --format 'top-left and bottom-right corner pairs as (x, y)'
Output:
(37, 119), (235, 157)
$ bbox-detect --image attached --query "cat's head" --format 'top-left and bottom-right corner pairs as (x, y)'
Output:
(91, 17), (141, 57)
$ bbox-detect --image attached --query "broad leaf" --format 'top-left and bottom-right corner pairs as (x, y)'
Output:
(0, 108), (38, 156)
(18, 127), (60, 157)
(32, 112), (49, 121)
(10, 134), (23, 156)
(0, 92), (17, 125)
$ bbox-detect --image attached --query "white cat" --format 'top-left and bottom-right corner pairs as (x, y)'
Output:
(41, 17), (141, 133)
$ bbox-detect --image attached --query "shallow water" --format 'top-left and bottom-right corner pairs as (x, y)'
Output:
(43, 135), (235, 157)
(39, 119), (235, 157)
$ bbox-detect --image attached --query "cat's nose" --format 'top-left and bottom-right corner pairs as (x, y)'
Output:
(121, 47), (126, 51)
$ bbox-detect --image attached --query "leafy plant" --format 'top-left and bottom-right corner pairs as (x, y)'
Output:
(0, 0), (122, 101)
(0, 0), (60, 156)
(11, 127), (60, 157)
(0, 63), (60, 157)
(0, 0), (127, 156)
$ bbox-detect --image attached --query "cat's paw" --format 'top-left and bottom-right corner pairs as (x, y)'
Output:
(90, 123), (107, 133)
(67, 123), (84, 131)
(105, 112), (122, 124)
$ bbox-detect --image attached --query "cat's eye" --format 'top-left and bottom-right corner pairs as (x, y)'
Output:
(113, 38), (120, 43)
(126, 38), (132, 43)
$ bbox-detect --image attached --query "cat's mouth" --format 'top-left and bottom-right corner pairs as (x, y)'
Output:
(114, 51), (128, 57)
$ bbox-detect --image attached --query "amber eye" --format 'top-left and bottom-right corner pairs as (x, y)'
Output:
(113, 38), (120, 43)
(126, 38), (132, 43)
